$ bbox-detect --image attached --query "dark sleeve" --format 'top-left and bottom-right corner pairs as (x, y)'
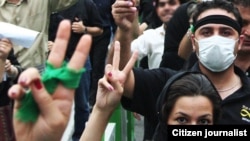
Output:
(139, 0), (154, 23)
(84, 0), (104, 28)
(163, 2), (190, 52)
(48, 13), (64, 41)
(121, 67), (177, 122)
(159, 2), (195, 70)
(7, 49), (23, 83)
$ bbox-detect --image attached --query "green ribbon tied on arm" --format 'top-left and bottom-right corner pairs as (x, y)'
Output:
(16, 61), (85, 122)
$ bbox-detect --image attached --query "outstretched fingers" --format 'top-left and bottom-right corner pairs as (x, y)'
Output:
(122, 50), (138, 76)
(112, 41), (120, 70)
(8, 68), (49, 113)
(68, 34), (92, 70)
(47, 20), (71, 68)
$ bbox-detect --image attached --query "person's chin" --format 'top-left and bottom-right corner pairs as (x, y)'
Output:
(239, 44), (250, 53)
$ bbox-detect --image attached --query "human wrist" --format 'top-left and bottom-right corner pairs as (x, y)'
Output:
(7, 65), (18, 78)
(83, 26), (88, 34)
(93, 105), (114, 118)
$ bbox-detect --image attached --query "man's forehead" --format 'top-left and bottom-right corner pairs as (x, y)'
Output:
(198, 24), (236, 31)
(193, 15), (241, 35)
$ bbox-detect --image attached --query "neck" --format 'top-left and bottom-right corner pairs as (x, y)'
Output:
(200, 64), (241, 99)
(235, 53), (250, 72)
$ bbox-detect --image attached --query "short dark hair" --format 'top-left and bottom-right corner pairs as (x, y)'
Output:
(192, 0), (242, 29)
(155, 0), (190, 7)
(159, 72), (222, 124)
(230, 0), (250, 7)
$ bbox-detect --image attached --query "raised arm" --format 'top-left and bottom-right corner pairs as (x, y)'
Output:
(178, 29), (193, 60)
(8, 20), (91, 141)
(80, 41), (138, 141)
(107, 0), (138, 67)
(106, 0), (139, 98)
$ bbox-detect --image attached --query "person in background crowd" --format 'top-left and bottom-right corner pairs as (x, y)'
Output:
(0, 38), (22, 141)
(0, 0), (79, 73)
(159, 0), (197, 70)
(231, 0), (250, 76)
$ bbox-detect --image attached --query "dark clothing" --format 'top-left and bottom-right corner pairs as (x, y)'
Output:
(58, 0), (104, 59)
(89, 27), (112, 106)
(160, 1), (196, 70)
(121, 63), (250, 140)
(0, 49), (22, 106)
(92, 0), (116, 30)
(89, 0), (116, 106)
(139, 0), (154, 23)
(0, 49), (22, 141)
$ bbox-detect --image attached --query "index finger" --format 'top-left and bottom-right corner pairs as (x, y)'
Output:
(48, 20), (71, 68)
(68, 34), (92, 70)
(112, 41), (120, 70)
(122, 50), (138, 75)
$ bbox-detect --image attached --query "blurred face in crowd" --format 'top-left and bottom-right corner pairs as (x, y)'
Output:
(167, 96), (214, 125)
(156, 0), (181, 24)
(236, 5), (250, 53)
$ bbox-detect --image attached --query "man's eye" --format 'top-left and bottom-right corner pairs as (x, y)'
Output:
(221, 31), (231, 36)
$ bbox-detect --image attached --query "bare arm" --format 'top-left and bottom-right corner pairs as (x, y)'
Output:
(71, 20), (103, 37)
(178, 30), (193, 60)
(80, 41), (138, 141)
(106, 0), (138, 98)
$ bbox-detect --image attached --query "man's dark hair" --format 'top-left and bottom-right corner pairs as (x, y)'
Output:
(155, 0), (190, 7)
(192, 0), (242, 28)
(230, 0), (250, 7)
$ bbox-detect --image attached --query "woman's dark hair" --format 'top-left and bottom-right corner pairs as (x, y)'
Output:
(160, 72), (222, 124)
(192, 0), (242, 28)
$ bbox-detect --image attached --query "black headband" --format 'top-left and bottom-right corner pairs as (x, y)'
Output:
(193, 15), (241, 35)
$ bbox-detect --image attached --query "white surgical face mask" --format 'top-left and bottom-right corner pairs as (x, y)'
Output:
(196, 35), (238, 72)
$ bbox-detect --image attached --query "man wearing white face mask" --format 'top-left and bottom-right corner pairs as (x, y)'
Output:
(191, 14), (240, 73)
(108, 0), (250, 126)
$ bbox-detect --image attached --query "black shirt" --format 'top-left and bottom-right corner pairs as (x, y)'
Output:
(121, 63), (250, 125)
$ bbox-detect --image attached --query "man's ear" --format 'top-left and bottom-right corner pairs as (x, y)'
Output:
(238, 35), (245, 50)
(190, 34), (196, 51)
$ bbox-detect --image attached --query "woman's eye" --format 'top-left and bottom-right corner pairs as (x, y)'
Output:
(198, 119), (210, 125)
(176, 117), (188, 124)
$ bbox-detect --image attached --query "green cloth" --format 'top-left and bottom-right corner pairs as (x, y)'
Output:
(16, 61), (85, 122)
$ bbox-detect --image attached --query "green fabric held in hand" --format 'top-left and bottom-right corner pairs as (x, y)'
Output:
(16, 61), (85, 123)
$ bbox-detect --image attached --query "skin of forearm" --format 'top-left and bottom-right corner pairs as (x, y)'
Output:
(85, 27), (103, 37)
(0, 60), (5, 82)
(79, 106), (113, 141)
(178, 33), (193, 60)
(107, 28), (134, 69)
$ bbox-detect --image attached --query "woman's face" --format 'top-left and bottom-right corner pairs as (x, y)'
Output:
(167, 95), (214, 125)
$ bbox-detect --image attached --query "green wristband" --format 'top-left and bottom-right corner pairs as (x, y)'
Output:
(16, 61), (85, 122)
